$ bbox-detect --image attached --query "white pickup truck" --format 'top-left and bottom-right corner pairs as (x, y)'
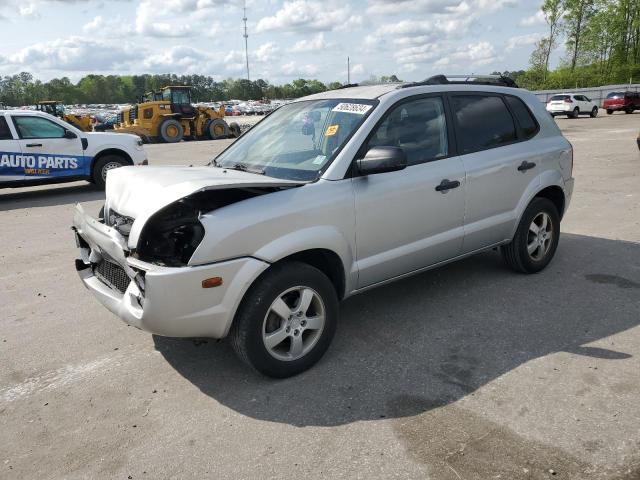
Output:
(0, 109), (147, 189)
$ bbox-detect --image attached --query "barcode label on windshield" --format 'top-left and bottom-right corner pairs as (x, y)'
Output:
(332, 103), (372, 115)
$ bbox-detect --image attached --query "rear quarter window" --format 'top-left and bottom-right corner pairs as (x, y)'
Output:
(505, 96), (539, 139)
(450, 94), (517, 154)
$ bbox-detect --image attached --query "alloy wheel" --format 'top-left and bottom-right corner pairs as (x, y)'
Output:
(262, 286), (326, 361)
(527, 212), (553, 261)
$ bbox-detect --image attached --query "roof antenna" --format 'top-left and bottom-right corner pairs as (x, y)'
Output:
(243, 0), (250, 81)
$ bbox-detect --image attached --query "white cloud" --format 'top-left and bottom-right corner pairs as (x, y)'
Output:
(255, 42), (280, 62)
(256, 0), (352, 33)
(290, 33), (327, 52)
(367, 0), (464, 15)
(281, 61), (320, 76)
(3, 37), (139, 72)
(135, 0), (226, 38)
(351, 63), (365, 75)
(519, 10), (545, 27)
(506, 32), (544, 51)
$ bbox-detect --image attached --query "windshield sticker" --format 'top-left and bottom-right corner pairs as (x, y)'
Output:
(312, 155), (326, 165)
(332, 103), (372, 115)
(325, 125), (339, 136)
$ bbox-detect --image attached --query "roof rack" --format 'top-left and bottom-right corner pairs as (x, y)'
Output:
(400, 74), (519, 89)
(335, 83), (360, 90)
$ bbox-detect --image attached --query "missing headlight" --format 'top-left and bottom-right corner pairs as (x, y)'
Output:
(136, 201), (205, 266)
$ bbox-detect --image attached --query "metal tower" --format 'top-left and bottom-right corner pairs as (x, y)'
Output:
(243, 1), (250, 81)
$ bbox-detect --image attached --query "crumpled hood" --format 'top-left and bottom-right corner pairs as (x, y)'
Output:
(104, 165), (305, 249)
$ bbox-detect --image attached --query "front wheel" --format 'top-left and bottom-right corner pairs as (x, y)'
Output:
(92, 155), (128, 189)
(500, 198), (560, 274)
(230, 261), (338, 378)
(590, 107), (598, 118)
(606, 109), (613, 115)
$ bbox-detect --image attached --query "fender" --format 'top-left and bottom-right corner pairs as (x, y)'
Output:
(509, 168), (567, 239)
(252, 226), (357, 295)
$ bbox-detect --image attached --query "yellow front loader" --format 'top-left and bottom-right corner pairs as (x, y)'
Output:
(36, 101), (93, 132)
(114, 86), (239, 143)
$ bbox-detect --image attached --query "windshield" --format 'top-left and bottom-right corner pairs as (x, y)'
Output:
(550, 95), (570, 101)
(213, 98), (377, 181)
(606, 92), (626, 99)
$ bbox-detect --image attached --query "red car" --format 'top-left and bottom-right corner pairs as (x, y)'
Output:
(603, 91), (640, 114)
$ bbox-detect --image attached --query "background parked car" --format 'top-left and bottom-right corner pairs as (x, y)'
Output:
(603, 91), (640, 114)
(546, 94), (598, 118)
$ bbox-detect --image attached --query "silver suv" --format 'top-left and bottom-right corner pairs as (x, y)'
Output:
(73, 75), (574, 377)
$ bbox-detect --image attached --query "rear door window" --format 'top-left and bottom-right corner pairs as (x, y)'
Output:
(450, 94), (517, 154)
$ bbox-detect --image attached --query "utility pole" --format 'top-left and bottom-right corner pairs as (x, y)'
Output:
(243, 0), (250, 82)
(347, 57), (350, 84)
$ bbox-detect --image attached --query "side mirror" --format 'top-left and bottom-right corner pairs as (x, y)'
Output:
(356, 146), (407, 176)
(64, 129), (77, 139)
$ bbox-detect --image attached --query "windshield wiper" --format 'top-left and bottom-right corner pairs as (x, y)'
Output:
(225, 162), (265, 175)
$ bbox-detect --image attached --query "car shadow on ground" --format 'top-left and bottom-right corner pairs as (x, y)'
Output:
(0, 183), (103, 211)
(153, 233), (639, 427)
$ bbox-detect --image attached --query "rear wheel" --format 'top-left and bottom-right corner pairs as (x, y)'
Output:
(590, 107), (598, 118)
(159, 118), (184, 143)
(606, 109), (613, 115)
(500, 198), (560, 274)
(230, 261), (338, 378)
(568, 107), (579, 119)
(625, 108), (633, 114)
(92, 155), (128, 189)
(205, 118), (230, 140)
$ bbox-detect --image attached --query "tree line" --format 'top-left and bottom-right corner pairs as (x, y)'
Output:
(520, 0), (640, 89)
(0, 73), (404, 107)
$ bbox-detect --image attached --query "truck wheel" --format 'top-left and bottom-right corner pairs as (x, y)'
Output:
(625, 108), (633, 114)
(205, 119), (230, 140)
(159, 119), (184, 143)
(92, 155), (128, 190)
(230, 261), (338, 378)
(590, 107), (598, 118)
(606, 109), (613, 115)
(500, 198), (560, 274)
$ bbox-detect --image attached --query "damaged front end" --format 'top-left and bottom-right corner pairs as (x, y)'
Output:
(71, 180), (298, 338)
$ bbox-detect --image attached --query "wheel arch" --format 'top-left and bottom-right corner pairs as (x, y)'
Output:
(534, 185), (566, 219)
(273, 248), (347, 300)
(90, 148), (133, 179)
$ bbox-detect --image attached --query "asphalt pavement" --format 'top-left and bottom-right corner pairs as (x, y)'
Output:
(1, 112), (639, 479)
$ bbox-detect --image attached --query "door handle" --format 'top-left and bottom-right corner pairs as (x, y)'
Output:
(25, 143), (43, 147)
(435, 179), (461, 192)
(517, 161), (536, 172)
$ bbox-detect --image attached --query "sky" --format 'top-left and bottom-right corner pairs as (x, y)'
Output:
(0, 0), (562, 84)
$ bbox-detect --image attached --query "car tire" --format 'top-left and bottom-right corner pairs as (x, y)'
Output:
(590, 107), (598, 118)
(625, 108), (633, 114)
(568, 107), (579, 119)
(500, 197), (560, 274)
(230, 261), (339, 378)
(159, 118), (184, 143)
(606, 109), (613, 115)
(92, 155), (128, 190)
